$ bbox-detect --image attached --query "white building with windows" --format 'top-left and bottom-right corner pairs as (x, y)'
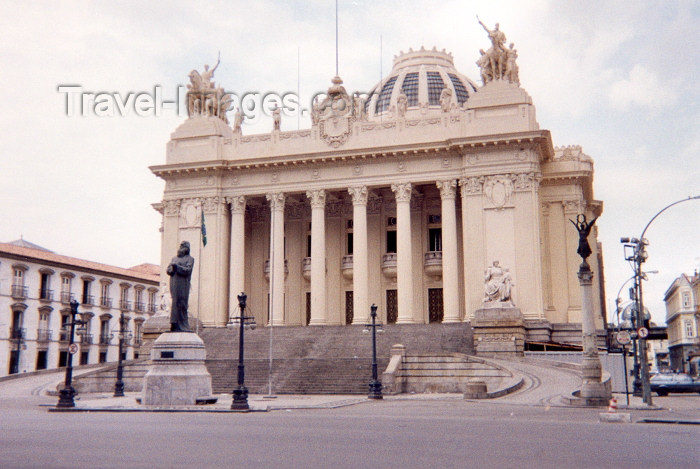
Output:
(151, 43), (605, 345)
(0, 239), (159, 377)
(664, 272), (699, 373)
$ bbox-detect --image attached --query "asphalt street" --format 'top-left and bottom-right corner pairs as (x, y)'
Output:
(1, 368), (699, 468)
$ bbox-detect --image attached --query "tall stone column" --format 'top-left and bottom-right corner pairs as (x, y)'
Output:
(266, 192), (285, 326)
(349, 186), (369, 324)
(391, 183), (414, 324)
(437, 180), (460, 322)
(573, 215), (611, 406)
(307, 190), (327, 325)
(228, 196), (246, 319)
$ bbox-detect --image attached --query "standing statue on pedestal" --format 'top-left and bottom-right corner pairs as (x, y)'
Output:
(570, 214), (598, 263)
(167, 241), (195, 332)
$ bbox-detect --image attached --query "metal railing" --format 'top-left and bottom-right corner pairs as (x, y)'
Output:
(80, 333), (94, 345)
(11, 284), (28, 299)
(82, 295), (95, 306)
(37, 329), (52, 342)
(135, 302), (145, 312)
(39, 289), (54, 301)
(100, 297), (113, 308)
(60, 291), (75, 304)
(99, 334), (113, 345)
(10, 327), (25, 340)
(119, 300), (132, 311)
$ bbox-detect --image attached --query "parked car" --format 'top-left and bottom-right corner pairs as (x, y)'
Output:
(650, 373), (700, 396)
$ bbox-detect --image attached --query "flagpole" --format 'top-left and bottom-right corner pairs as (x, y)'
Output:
(266, 202), (275, 398)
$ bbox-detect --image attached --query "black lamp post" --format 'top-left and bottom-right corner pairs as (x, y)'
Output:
(114, 311), (127, 397)
(230, 292), (256, 410)
(365, 304), (383, 399)
(56, 300), (86, 408)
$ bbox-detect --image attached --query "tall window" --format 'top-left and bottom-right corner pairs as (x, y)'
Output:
(39, 272), (52, 300)
(682, 292), (691, 308)
(120, 285), (131, 310)
(375, 75), (398, 114)
(429, 228), (442, 252)
(82, 279), (93, 305)
(61, 275), (73, 303)
(12, 267), (27, 298)
(148, 290), (157, 313)
(401, 72), (419, 107)
(135, 288), (144, 312)
(685, 319), (694, 338)
(427, 71), (445, 105)
(101, 283), (111, 308)
(100, 318), (111, 345)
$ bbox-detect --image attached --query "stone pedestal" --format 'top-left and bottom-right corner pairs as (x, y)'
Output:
(472, 306), (525, 357)
(141, 332), (214, 406)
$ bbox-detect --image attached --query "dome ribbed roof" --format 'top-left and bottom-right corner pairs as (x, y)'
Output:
(364, 47), (478, 120)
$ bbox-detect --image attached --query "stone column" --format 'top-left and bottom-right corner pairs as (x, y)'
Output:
(266, 192), (285, 326)
(579, 261), (611, 404)
(349, 186), (369, 324)
(307, 190), (327, 325)
(391, 183), (414, 324)
(228, 196), (246, 319)
(437, 180), (460, 322)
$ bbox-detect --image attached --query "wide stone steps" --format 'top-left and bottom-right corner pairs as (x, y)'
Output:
(395, 353), (512, 393)
(201, 323), (473, 394)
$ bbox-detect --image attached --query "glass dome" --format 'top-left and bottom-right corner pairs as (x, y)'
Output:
(363, 46), (479, 120)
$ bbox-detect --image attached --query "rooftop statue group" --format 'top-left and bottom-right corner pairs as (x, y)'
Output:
(187, 53), (233, 123)
(476, 17), (520, 86)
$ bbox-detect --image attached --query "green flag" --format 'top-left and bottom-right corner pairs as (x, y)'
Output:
(201, 210), (207, 247)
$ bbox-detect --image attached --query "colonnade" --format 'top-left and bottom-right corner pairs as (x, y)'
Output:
(226, 179), (464, 325)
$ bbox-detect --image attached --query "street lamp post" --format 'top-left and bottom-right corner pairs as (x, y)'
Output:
(56, 300), (86, 408)
(230, 292), (256, 410)
(114, 311), (127, 397)
(364, 304), (383, 400)
(620, 195), (699, 406)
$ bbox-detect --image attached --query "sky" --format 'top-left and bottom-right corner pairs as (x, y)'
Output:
(0, 0), (698, 325)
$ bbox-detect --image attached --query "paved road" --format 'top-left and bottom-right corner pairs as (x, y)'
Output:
(1, 365), (699, 468)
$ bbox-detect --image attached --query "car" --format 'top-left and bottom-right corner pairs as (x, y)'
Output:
(650, 373), (700, 396)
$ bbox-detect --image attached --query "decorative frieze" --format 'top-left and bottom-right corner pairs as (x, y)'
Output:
(460, 176), (484, 195)
(285, 201), (308, 220)
(163, 199), (181, 216)
(202, 196), (224, 214)
(483, 175), (514, 209)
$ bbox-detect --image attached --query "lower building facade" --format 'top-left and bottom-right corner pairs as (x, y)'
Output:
(0, 240), (159, 377)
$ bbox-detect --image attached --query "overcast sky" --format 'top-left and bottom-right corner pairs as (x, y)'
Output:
(1, 0), (698, 324)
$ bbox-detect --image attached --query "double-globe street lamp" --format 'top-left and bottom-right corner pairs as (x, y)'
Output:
(56, 300), (87, 408)
(363, 304), (384, 399)
(113, 311), (132, 397)
(228, 292), (256, 410)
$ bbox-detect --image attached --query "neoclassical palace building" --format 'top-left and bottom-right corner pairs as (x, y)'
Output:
(151, 39), (605, 343)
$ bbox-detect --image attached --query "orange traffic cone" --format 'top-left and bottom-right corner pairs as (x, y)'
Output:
(607, 397), (618, 413)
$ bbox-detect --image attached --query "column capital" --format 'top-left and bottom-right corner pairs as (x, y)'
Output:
(266, 192), (286, 211)
(306, 189), (327, 209)
(436, 179), (457, 199)
(391, 182), (412, 202)
(163, 199), (181, 216)
(348, 185), (368, 205)
(226, 195), (246, 214)
(459, 176), (484, 196)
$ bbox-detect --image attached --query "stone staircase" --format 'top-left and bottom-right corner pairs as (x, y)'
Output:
(72, 323), (475, 395)
(387, 352), (515, 394)
(72, 360), (150, 393)
(200, 323), (474, 394)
